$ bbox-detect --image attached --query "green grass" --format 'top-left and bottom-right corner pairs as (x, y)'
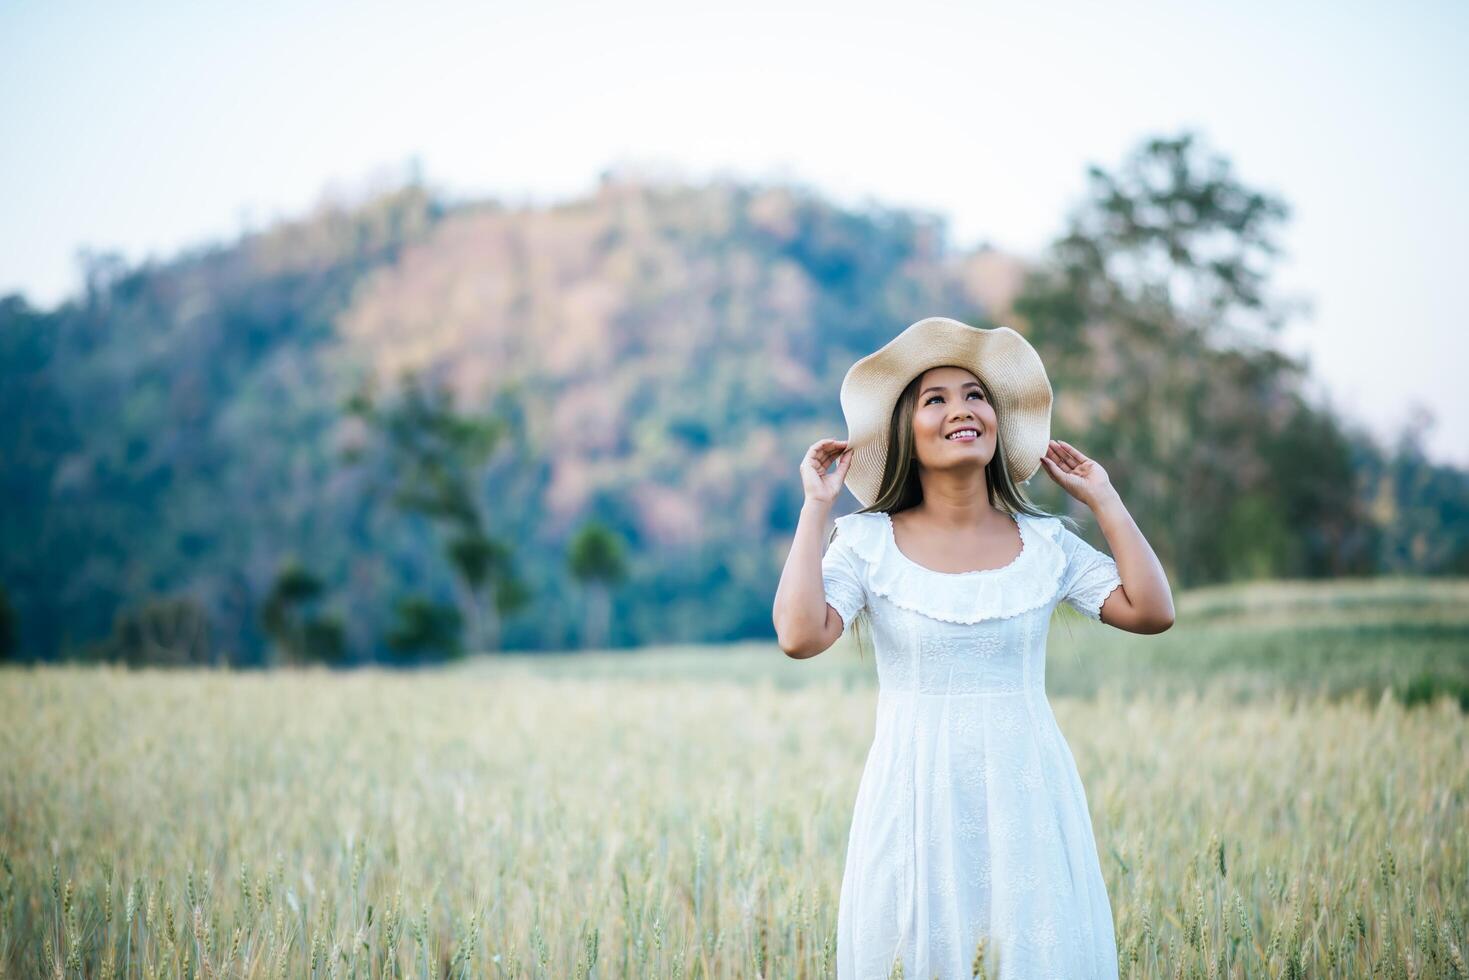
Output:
(0, 577), (1466, 978)
(484, 577), (1469, 709)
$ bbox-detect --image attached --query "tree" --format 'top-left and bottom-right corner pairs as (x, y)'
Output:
(567, 520), (629, 650)
(91, 596), (214, 667)
(1011, 131), (1362, 585)
(0, 584), (16, 662)
(0, 295), (83, 663)
(260, 559), (345, 666)
(343, 370), (529, 655)
(384, 595), (463, 663)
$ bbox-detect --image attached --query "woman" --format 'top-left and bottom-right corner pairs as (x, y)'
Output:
(772, 317), (1175, 978)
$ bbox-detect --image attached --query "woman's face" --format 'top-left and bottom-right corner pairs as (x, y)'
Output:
(910, 365), (999, 473)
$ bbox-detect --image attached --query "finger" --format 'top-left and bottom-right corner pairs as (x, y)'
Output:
(808, 441), (840, 462)
(1042, 455), (1072, 481)
(1058, 440), (1087, 464)
(812, 440), (847, 462)
(1054, 441), (1081, 468)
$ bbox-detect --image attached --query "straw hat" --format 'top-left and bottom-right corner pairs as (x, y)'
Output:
(839, 316), (1053, 507)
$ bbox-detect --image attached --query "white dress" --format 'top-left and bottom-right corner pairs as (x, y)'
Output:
(821, 508), (1124, 980)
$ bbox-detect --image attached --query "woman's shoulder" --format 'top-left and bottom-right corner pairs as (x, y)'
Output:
(830, 509), (888, 559)
(1023, 512), (1066, 539)
(832, 508), (1069, 550)
(834, 509), (1065, 546)
(842, 508), (1065, 532)
(829, 507), (1072, 624)
(833, 509), (887, 531)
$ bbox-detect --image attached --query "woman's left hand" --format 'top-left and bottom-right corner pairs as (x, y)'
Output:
(1040, 439), (1116, 507)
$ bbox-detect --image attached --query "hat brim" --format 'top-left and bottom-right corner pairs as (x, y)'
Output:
(839, 316), (1053, 508)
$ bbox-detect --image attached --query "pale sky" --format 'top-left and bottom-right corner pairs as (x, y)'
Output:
(3, 0), (1465, 466)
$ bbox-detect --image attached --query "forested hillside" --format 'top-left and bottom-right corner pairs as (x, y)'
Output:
(3, 134), (1466, 664)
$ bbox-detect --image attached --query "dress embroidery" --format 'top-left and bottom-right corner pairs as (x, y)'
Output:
(821, 510), (1124, 979)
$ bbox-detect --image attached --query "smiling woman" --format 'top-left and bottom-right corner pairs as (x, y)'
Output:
(771, 316), (1176, 979)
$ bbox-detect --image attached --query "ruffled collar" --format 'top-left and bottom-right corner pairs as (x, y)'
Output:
(833, 509), (1066, 624)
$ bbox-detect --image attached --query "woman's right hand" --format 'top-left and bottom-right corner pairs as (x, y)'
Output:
(801, 438), (853, 506)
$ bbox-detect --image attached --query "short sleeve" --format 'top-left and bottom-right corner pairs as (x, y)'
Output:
(821, 531), (868, 632)
(1055, 524), (1123, 621)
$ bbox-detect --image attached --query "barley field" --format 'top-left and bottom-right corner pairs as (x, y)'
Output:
(2, 580), (1467, 979)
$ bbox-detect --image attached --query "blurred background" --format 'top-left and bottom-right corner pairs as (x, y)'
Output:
(5, 4), (1469, 978)
(1, 0), (1466, 667)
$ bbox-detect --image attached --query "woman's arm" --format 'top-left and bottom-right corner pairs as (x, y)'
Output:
(772, 439), (853, 658)
(1088, 490), (1175, 633)
(772, 499), (846, 657)
(1041, 438), (1175, 634)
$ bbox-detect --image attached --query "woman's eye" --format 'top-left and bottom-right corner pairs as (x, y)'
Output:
(925, 392), (983, 405)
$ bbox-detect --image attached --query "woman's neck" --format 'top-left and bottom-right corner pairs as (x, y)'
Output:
(910, 471), (999, 529)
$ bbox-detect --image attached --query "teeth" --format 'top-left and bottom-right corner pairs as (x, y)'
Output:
(946, 429), (978, 440)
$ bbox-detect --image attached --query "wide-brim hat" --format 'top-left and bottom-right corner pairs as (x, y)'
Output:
(839, 316), (1053, 507)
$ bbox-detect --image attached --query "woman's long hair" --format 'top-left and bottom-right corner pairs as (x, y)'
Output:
(828, 366), (1078, 659)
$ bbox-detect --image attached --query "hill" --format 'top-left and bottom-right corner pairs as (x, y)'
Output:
(4, 138), (1467, 662)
